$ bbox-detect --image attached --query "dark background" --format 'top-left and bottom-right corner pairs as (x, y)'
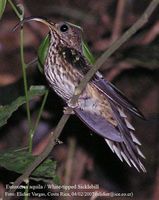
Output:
(0, 0), (159, 199)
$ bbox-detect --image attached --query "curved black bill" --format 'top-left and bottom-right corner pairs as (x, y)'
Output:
(12, 16), (54, 32)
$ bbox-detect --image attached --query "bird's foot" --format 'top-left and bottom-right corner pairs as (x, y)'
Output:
(63, 99), (79, 115)
(63, 106), (75, 115)
(67, 99), (78, 109)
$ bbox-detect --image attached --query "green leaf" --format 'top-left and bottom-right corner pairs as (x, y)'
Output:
(38, 34), (50, 73)
(0, 150), (57, 182)
(0, 0), (7, 19)
(82, 41), (95, 65)
(0, 85), (47, 128)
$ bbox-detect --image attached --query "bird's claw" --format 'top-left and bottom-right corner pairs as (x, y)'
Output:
(63, 107), (75, 115)
(67, 99), (78, 109)
(63, 99), (79, 114)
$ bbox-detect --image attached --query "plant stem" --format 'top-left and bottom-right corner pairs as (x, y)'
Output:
(20, 27), (32, 131)
(8, 2), (32, 200)
(8, 0), (32, 135)
(28, 89), (49, 152)
(8, 0), (49, 155)
(24, 179), (29, 200)
(64, 137), (76, 185)
(34, 90), (49, 132)
(8, 0), (21, 19)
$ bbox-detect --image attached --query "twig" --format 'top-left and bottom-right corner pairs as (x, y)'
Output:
(64, 138), (76, 185)
(141, 20), (159, 44)
(8, 0), (22, 19)
(15, 0), (46, 40)
(5, 0), (159, 198)
(71, 149), (89, 184)
(111, 0), (126, 42)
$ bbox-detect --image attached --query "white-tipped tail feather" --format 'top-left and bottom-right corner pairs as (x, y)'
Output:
(105, 106), (146, 173)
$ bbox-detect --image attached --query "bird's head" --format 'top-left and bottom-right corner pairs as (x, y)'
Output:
(13, 17), (83, 52)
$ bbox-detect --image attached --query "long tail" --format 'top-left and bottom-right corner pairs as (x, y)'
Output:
(105, 104), (146, 172)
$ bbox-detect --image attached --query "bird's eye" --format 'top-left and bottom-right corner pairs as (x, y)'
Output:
(60, 24), (69, 32)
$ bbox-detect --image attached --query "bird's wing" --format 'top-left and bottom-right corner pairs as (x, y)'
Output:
(93, 74), (144, 119)
(74, 108), (123, 142)
(60, 45), (144, 118)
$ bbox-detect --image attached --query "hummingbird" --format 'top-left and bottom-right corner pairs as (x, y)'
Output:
(16, 17), (146, 172)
